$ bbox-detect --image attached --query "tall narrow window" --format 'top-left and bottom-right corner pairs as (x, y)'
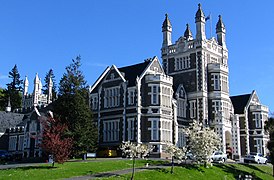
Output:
(149, 120), (159, 140)
(189, 100), (196, 118)
(151, 85), (159, 105)
(212, 74), (220, 90)
(128, 90), (135, 105)
(178, 99), (187, 118)
(254, 113), (262, 128)
(127, 118), (135, 140)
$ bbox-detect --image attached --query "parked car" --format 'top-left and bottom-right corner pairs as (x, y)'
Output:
(244, 153), (267, 164)
(210, 151), (227, 163)
(0, 150), (12, 161)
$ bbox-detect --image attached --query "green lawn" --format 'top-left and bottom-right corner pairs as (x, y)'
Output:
(0, 159), (155, 180)
(0, 160), (273, 180)
(105, 163), (274, 180)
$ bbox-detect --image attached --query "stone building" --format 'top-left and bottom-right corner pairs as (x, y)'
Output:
(231, 91), (269, 156)
(22, 73), (53, 110)
(90, 4), (269, 158)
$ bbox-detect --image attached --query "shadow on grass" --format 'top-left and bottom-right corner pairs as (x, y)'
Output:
(180, 164), (205, 173)
(13, 166), (57, 170)
(214, 164), (262, 180)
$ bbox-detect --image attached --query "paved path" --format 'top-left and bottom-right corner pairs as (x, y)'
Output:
(64, 165), (168, 180)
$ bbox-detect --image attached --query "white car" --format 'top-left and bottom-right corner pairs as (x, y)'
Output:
(244, 153), (267, 164)
(210, 151), (227, 163)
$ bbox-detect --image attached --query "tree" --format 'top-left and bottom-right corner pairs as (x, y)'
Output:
(53, 55), (97, 156)
(43, 69), (57, 100)
(40, 115), (73, 167)
(164, 144), (186, 174)
(5, 65), (23, 110)
(265, 116), (274, 177)
(120, 141), (153, 180)
(0, 88), (5, 111)
(184, 120), (221, 167)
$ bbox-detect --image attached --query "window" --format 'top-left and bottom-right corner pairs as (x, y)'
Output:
(189, 100), (196, 118)
(91, 95), (98, 110)
(175, 56), (190, 71)
(18, 135), (24, 151)
(178, 99), (187, 118)
(161, 86), (171, 107)
(103, 120), (120, 142)
(149, 85), (159, 105)
(178, 131), (186, 148)
(255, 139), (262, 154)
(127, 118), (135, 140)
(149, 120), (159, 140)
(221, 75), (228, 92)
(161, 120), (172, 142)
(128, 90), (135, 105)
(212, 100), (222, 112)
(9, 136), (17, 151)
(254, 113), (262, 128)
(104, 87), (120, 108)
(212, 74), (220, 90)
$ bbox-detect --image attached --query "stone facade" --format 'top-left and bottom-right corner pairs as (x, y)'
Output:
(90, 4), (269, 158)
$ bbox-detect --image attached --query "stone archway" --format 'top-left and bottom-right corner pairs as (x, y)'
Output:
(225, 131), (232, 159)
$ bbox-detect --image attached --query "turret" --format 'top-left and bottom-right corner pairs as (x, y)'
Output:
(5, 97), (11, 112)
(216, 15), (226, 49)
(23, 76), (29, 96)
(184, 24), (193, 41)
(47, 76), (53, 104)
(33, 73), (40, 106)
(195, 3), (206, 40)
(162, 13), (172, 47)
(38, 78), (42, 94)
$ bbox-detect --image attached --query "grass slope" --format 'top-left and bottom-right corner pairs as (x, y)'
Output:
(105, 163), (274, 180)
(0, 159), (154, 180)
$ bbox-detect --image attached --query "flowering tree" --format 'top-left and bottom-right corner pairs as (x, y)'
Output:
(120, 141), (153, 180)
(184, 120), (221, 167)
(164, 144), (186, 173)
(40, 115), (73, 167)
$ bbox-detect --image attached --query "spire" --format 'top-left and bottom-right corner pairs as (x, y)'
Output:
(23, 76), (29, 96)
(162, 13), (172, 32)
(216, 15), (226, 48)
(216, 15), (225, 33)
(5, 96), (11, 112)
(195, 3), (206, 40)
(195, 3), (205, 22)
(162, 13), (172, 47)
(34, 73), (39, 84)
(47, 75), (53, 104)
(184, 24), (193, 41)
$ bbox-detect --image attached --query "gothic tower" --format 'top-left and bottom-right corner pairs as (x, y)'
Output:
(161, 4), (238, 157)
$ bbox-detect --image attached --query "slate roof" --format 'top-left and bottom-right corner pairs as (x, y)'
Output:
(230, 94), (251, 114)
(0, 112), (24, 133)
(118, 60), (151, 87)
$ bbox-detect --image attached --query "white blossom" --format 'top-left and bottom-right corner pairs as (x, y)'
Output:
(184, 120), (221, 164)
(120, 141), (153, 159)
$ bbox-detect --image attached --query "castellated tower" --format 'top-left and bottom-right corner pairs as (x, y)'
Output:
(22, 73), (53, 110)
(161, 4), (240, 157)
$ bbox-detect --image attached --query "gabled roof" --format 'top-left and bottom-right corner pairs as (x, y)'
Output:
(230, 93), (251, 114)
(0, 112), (24, 133)
(118, 60), (151, 87)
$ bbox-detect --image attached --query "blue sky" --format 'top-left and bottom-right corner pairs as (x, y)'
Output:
(0, 1), (273, 113)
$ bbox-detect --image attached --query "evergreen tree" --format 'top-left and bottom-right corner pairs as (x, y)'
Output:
(42, 69), (57, 100)
(5, 65), (23, 110)
(0, 88), (5, 111)
(53, 56), (97, 156)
